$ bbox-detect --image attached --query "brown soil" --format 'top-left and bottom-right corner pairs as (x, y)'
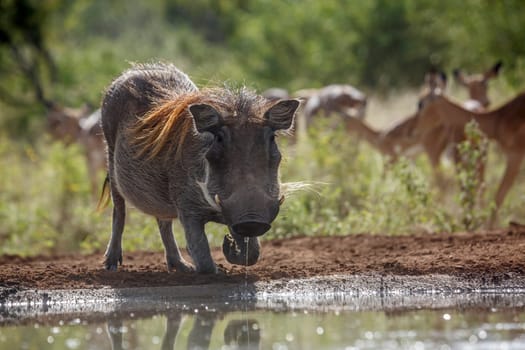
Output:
(1, 226), (525, 291)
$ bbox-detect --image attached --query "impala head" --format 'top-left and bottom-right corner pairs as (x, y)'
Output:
(453, 61), (502, 108)
(418, 68), (447, 111)
(46, 104), (91, 144)
(412, 69), (450, 136)
(190, 95), (299, 237)
(424, 68), (447, 93)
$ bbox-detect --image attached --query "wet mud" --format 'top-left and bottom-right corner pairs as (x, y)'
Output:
(1, 227), (525, 321)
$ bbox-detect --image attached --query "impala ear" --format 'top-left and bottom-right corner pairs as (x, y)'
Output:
(264, 99), (300, 131)
(453, 68), (468, 86)
(485, 60), (503, 79)
(440, 71), (448, 86)
(189, 104), (223, 134)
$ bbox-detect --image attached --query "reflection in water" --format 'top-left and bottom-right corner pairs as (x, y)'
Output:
(186, 313), (217, 350)
(1, 296), (525, 349)
(161, 313), (182, 350)
(106, 319), (124, 350)
(106, 310), (261, 350)
(224, 319), (260, 350)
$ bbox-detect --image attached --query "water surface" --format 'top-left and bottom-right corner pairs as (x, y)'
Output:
(1, 296), (525, 349)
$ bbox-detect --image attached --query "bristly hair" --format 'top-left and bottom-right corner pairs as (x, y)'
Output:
(128, 87), (273, 160)
(129, 92), (201, 159)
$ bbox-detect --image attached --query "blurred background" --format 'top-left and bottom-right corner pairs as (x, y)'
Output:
(1, 0), (525, 256)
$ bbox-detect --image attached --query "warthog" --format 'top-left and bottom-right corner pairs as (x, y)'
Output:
(100, 63), (299, 273)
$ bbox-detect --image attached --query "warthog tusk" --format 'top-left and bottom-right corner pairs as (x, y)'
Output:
(214, 194), (222, 207)
(279, 195), (285, 205)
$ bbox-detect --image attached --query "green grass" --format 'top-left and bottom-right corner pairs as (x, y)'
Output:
(2, 113), (525, 257)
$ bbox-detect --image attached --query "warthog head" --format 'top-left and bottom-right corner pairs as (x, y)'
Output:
(190, 98), (300, 238)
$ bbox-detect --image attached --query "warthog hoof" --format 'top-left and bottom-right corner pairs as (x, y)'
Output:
(166, 256), (195, 273)
(222, 234), (260, 266)
(103, 250), (122, 271)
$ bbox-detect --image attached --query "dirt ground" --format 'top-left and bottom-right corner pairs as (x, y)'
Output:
(1, 225), (525, 292)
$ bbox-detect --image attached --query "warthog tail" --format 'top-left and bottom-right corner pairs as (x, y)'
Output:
(96, 174), (111, 212)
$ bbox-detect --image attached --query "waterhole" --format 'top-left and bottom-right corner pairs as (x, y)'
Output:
(1, 276), (524, 349)
(1, 298), (524, 349)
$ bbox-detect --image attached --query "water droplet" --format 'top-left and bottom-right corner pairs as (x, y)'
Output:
(47, 336), (54, 344)
(478, 329), (487, 339)
(51, 327), (61, 334)
(316, 326), (324, 335)
(413, 341), (425, 350)
(443, 313), (451, 321)
(469, 334), (478, 343)
(66, 338), (81, 349)
(272, 343), (288, 350)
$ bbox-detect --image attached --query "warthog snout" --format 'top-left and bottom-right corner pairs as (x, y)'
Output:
(218, 189), (280, 237)
(232, 221), (272, 237)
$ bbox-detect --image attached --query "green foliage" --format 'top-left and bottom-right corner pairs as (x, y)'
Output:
(352, 0), (449, 90)
(2, 1), (525, 256)
(3, 0), (525, 129)
(269, 118), (448, 239)
(0, 135), (168, 256)
(455, 120), (491, 230)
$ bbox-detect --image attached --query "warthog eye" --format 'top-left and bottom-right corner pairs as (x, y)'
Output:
(206, 129), (228, 162)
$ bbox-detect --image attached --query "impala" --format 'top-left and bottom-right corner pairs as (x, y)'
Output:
(414, 88), (525, 226)
(345, 70), (449, 172)
(47, 105), (106, 197)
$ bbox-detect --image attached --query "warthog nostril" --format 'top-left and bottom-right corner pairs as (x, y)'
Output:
(232, 221), (271, 237)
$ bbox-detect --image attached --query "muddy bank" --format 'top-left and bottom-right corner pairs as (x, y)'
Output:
(1, 228), (525, 292)
(2, 227), (525, 323)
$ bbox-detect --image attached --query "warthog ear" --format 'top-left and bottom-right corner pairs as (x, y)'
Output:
(189, 104), (223, 133)
(264, 99), (300, 131)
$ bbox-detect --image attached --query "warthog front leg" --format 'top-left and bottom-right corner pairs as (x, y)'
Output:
(222, 228), (260, 266)
(179, 215), (217, 273)
(104, 185), (126, 271)
(157, 219), (194, 273)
